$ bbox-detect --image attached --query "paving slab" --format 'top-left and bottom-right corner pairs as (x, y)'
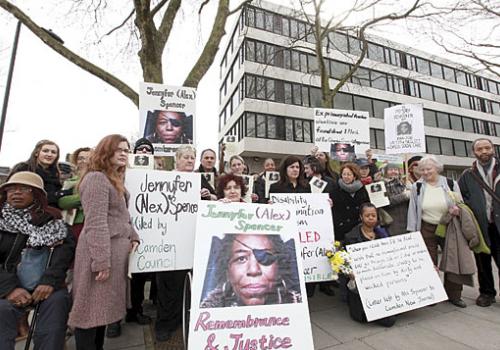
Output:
(322, 339), (375, 350)
(311, 323), (341, 350)
(458, 302), (500, 323)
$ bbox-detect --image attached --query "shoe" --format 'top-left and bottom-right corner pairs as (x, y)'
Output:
(449, 299), (467, 308)
(106, 321), (121, 338)
(306, 284), (315, 298)
(126, 312), (152, 325)
(155, 327), (173, 342)
(319, 284), (336, 296)
(476, 294), (496, 307)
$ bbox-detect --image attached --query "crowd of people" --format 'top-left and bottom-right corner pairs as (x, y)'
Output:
(0, 135), (499, 349)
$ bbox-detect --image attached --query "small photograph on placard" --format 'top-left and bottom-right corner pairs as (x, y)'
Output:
(128, 154), (154, 169)
(199, 233), (302, 308)
(330, 143), (355, 162)
(264, 171), (280, 198)
(200, 172), (215, 189)
(396, 121), (412, 136)
(366, 181), (390, 208)
(154, 156), (175, 171)
(310, 176), (327, 193)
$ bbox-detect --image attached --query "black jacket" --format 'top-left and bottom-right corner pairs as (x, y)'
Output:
(269, 181), (311, 194)
(0, 215), (75, 298)
(331, 184), (370, 242)
(197, 165), (217, 197)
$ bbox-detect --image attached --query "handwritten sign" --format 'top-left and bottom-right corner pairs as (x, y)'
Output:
(314, 108), (370, 153)
(139, 82), (196, 156)
(270, 193), (334, 282)
(125, 169), (200, 273)
(384, 104), (425, 154)
(189, 202), (314, 350)
(346, 232), (448, 321)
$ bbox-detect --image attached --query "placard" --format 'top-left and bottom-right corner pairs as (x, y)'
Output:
(223, 135), (238, 162)
(384, 104), (425, 154)
(346, 232), (448, 321)
(125, 169), (200, 273)
(269, 193), (334, 282)
(366, 181), (390, 208)
(264, 171), (280, 198)
(314, 108), (370, 153)
(139, 82), (196, 156)
(189, 201), (314, 350)
(200, 172), (215, 189)
(241, 175), (254, 203)
(309, 176), (327, 193)
(128, 154), (154, 169)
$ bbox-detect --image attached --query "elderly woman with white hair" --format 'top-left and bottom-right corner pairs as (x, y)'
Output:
(407, 155), (469, 308)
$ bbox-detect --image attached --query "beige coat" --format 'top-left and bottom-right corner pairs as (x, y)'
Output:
(439, 205), (478, 287)
(68, 172), (139, 329)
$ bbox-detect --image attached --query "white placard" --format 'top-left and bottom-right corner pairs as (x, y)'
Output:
(366, 181), (390, 208)
(241, 175), (254, 203)
(309, 176), (327, 193)
(223, 135), (238, 162)
(128, 154), (154, 169)
(139, 82), (196, 156)
(264, 171), (280, 198)
(125, 169), (200, 273)
(189, 202), (314, 350)
(270, 193), (334, 282)
(384, 104), (426, 154)
(314, 108), (370, 153)
(346, 232), (448, 321)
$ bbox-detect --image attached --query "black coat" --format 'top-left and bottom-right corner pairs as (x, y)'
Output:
(11, 162), (62, 207)
(331, 184), (370, 242)
(0, 215), (75, 298)
(269, 181), (311, 194)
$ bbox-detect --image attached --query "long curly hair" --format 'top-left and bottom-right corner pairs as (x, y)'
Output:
(80, 134), (129, 195)
(216, 174), (248, 199)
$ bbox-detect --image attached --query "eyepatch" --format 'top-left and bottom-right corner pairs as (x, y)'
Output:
(234, 238), (278, 266)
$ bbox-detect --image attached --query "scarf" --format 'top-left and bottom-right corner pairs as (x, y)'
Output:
(360, 176), (373, 185)
(0, 204), (67, 247)
(338, 179), (363, 194)
(476, 158), (495, 222)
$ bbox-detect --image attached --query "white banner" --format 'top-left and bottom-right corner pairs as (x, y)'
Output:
(346, 232), (448, 321)
(139, 82), (196, 155)
(125, 169), (200, 273)
(269, 193), (334, 282)
(384, 104), (426, 154)
(189, 202), (314, 350)
(314, 108), (370, 154)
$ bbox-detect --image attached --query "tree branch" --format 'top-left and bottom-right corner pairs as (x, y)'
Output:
(151, 0), (170, 18)
(103, 8), (135, 37)
(0, 0), (138, 106)
(157, 0), (182, 50)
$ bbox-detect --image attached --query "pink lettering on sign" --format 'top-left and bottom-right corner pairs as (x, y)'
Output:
(299, 231), (321, 243)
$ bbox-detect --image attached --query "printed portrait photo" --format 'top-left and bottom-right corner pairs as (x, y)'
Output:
(370, 183), (383, 193)
(330, 143), (355, 162)
(312, 179), (325, 189)
(396, 121), (412, 136)
(143, 110), (193, 145)
(266, 172), (280, 182)
(199, 233), (302, 308)
(134, 155), (149, 166)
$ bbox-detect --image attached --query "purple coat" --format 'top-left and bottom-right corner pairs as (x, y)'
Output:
(68, 172), (139, 329)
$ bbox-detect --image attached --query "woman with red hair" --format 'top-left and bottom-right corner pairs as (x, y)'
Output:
(68, 134), (139, 350)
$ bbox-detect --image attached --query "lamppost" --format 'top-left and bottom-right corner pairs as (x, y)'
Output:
(0, 22), (64, 151)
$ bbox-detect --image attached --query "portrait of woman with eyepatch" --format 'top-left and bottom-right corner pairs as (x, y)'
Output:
(200, 234), (302, 308)
(144, 110), (193, 145)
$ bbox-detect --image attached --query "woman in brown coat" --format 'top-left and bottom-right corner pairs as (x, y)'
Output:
(68, 135), (139, 350)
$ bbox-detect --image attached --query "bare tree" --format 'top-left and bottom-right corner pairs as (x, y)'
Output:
(0, 0), (250, 107)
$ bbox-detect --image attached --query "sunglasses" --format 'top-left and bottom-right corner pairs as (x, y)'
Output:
(234, 238), (279, 266)
(136, 145), (153, 152)
(158, 117), (182, 127)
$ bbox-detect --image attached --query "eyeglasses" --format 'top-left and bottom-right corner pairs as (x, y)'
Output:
(234, 238), (278, 266)
(6, 186), (33, 194)
(136, 145), (153, 152)
(158, 117), (182, 128)
(115, 147), (130, 154)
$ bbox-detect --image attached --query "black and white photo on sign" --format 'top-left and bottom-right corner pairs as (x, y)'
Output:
(223, 135), (237, 162)
(330, 143), (355, 162)
(384, 104), (426, 154)
(314, 108), (370, 153)
(201, 172), (215, 189)
(128, 154), (154, 169)
(139, 82), (196, 156)
(310, 176), (327, 193)
(154, 156), (175, 171)
(264, 171), (280, 198)
(189, 202), (314, 350)
(241, 175), (254, 203)
(366, 181), (390, 208)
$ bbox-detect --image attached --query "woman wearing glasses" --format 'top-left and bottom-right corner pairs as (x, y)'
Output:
(68, 134), (140, 350)
(200, 233), (301, 308)
(145, 110), (192, 144)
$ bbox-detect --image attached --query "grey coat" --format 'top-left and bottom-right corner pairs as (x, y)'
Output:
(384, 177), (409, 236)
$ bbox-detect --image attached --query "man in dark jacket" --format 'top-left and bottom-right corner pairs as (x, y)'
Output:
(458, 138), (500, 307)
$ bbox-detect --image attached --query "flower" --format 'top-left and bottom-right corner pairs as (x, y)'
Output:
(326, 242), (352, 279)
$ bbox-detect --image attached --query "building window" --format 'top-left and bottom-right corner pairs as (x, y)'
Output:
(423, 110), (437, 127)
(416, 58), (430, 75)
(446, 90), (459, 107)
(458, 93), (471, 109)
(440, 138), (454, 156)
(246, 75), (256, 98)
(264, 12), (273, 31)
(426, 136), (440, 154)
(284, 83), (292, 104)
(330, 32), (348, 52)
(330, 61), (350, 80)
(334, 93), (353, 110)
(285, 119), (293, 140)
(255, 9), (265, 29)
(304, 120), (312, 143)
(292, 84), (302, 105)
(456, 70), (466, 85)
(436, 112), (450, 129)
(353, 95), (373, 116)
(430, 62), (443, 79)
(310, 87), (322, 108)
(282, 17), (290, 36)
(373, 100), (390, 119)
(291, 51), (300, 71)
(349, 36), (362, 56)
(443, 66), (455, 82)
(433, 87), (447, 104)
(301, 86), (310, 107)
(256, 42), (265, 63)
(256, 114), (266, 137)
(246, 113), (256, 137)
(246, 7), (255, 27)
(375, 130), (385, 150)
(266, 79), (275, 101)
(267, 115), (285, 139)
(462, 117), (474, 133)
(371, 71), (388, 90)
(453, 140), (467, 157)
(368, 43), (384, 61)
(449, 114), (463, 131)
(294, 119), (304, 141)
(352, 68), (370, 87)
(419, 83), (433, 100)
(256, 77), (266, 99)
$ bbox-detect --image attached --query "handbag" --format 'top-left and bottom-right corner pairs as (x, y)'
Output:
(17, 247), (50, 291)
(378, 208), (393, 226)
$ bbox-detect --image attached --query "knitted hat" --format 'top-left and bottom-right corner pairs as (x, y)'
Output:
(134, 138), (154, 155)
(0, 171), (46, 195)
(408, 155), (422, 167)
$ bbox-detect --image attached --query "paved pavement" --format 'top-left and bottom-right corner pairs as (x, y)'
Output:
(16, 278), (500, 350)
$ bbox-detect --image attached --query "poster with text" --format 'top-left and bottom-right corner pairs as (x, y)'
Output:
(139, 82), (196, 156)
(189, 201), (314, 350)
(269, 193), (334, 282)
(346, 232), (448, 321)
(366, 181), (390, 208)
(125, 169), (200, 273)
(384, 104), (425, 154)
(314, 108), (370, 153)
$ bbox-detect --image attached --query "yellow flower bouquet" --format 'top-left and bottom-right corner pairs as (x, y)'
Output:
(326, 241), (353, 280)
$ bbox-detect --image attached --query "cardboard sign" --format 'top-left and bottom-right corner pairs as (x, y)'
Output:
(264, 171), (280, 198)
(366, 181), (390, 208)
(270, 193), (334, 282)
(384, 104), (426, 154)
(189, 201), (314, 350)
(125, 169), (200, 273)
(346, 232), (448, 321)
(139, 82), (196, 156)
(314, 108), (370, 153)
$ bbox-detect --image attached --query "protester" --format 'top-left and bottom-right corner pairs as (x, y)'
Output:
(331, 163), (370, 242)
(269, 156), (310, 195)
(197, 149), (218, 199)
(200, 234), (302, 307)
(407, 155), (422, 184)
(407, 155), (468, 308)
(145, 111), (192, 144)
(229, 155), (246, 176)
(458, 138), (500, 307)
(383, 163), (410, 236)
(344, 203), (395, 327)
(0, 172), (75, 350)
(10, 140), (62, 208)
(254, 158), (276, 204)
(217, 174), (247, 203)
(356, 159), (374, 185)
(311, 146), (339, 181)
(68, 134), (140, 349)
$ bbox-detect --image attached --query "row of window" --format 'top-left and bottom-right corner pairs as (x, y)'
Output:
(243, 39), (500, 115)
(242, 5), (500, 96)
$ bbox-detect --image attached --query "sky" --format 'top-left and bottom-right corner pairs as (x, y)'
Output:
(0, 0), (493, 168)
